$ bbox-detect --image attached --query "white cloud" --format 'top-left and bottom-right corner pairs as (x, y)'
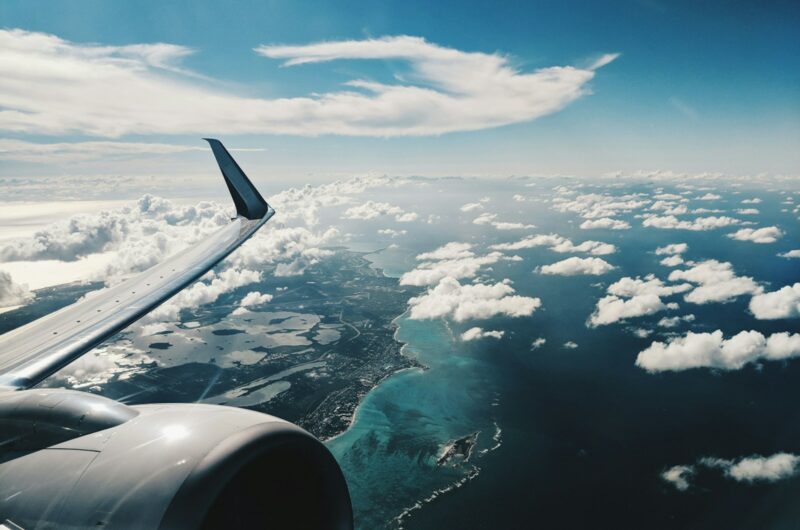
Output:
(660, 255), (684, 267)
(147, 268), (262, 322)
(643, 215), (740, 231)
(1, 30), (615, 138)
(378, 228), (407, 237)
(749, 283), (800, 320)
(655, 243), (688, 255)
(741, 198), (762, 204)
(635, 330), (800, 372)
(238, 291), (273, 307)
(662, 465), (694, 491)
(668, 260), (762, 304)
(472, 212), (533, 230)
(407, 276), (541, 322)
(665, 453), (800, 491)
(473, 213), (497, 225)
(342, 201), (417, 222)
(461, 327), (505, 341)
(531, 337), (546, 350)
(563, 341), (579, 349)
(416, 242), (474, 261)
(579, 217), (630, 230)
(729, 226), (783, 244)
(589, 294), (668, 326)
(0, 270), (34, 308)
(492, 221), (536, 230)
(551, 193), (649, 220)
(607, 275), (691, 298)
(707, 454), (800, 483)
(736, 208), (759, 215)
(460, 202), (484, 212)
(657, 314), (695, 328)
(538, 256), (615, 276)
(780, 250), (800, 259)
(588, 274), (690, 326)
(0, 138), (206, 163)
(697, 193), (721, 201)
(0, 195), (233, 277)
(400, 254), (503, 286)
(491, 234), (615, 255)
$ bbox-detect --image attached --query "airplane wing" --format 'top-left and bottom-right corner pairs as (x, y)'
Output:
(0, 139), (274, 390)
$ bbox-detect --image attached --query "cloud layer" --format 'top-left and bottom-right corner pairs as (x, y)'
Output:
(1, 30), (615, 138)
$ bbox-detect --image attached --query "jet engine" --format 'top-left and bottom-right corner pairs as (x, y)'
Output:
(0, 389), (353, 529)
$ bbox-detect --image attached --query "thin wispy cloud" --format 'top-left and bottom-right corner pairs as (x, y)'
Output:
(0, 30), (616, 139)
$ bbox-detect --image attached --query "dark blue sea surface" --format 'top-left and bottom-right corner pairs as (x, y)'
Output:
(326, 179), (800, 529)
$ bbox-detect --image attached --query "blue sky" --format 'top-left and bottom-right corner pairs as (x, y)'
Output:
(1, 0), (798, 179)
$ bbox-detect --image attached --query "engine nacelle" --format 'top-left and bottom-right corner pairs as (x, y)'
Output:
(0, 390), (353, 529)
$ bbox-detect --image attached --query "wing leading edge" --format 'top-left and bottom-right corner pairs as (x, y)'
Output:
(0, 140), (274, 390)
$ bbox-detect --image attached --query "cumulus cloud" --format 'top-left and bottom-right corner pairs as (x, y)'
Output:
(563, 341), (579, 349)
(531, 337), (546, 350)
(239, 291), (274, 307)
(401, 253), (505, 287)
(579, 217), (631, 230)
(0, 270), (34, 308)
(749, 283), (800, 320)
(147, 268), (261, 322)
(590, 295), (669, 326)
(696, 193), (721, 201)
(780, 250), (800, 259)
(741, 198), (762, 204)
(607, 275), (691, 298)
(635, 330), (800, 372)
(1, 30), (616, 138)
(703, 454), (800, 483)
(416, 242), (474, 261)
(538, 256), (615, 276)
(642, 215), (740, 231)
(659, 255), (684, 267)
(461, 327), (505, 341)
(736, 208), (759, 215)
(0, 195), (232, 272)
(664, 453), (800, 491)
(551, 193), (649, 220)
(668, 260), (762, 304)
(729, 226), (783, 244)
(342, 201), (417, 222)
(588, 274), (689, 326)
(655, 243), (688, 255)
(407, 277), (541, 322)
(492, 234), (615, 255)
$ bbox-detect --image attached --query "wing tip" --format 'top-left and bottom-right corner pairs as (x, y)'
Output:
(205, 139), (271, 220)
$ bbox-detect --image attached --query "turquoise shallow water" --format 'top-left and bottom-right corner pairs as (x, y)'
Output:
(327, 314), (501, 529)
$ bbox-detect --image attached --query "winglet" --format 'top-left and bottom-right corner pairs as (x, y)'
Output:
(204, 138), (271, 220)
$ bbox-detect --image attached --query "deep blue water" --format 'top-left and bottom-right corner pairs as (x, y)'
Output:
(326, 179), (800, 529)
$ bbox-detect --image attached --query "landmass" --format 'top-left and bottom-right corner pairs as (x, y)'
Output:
(4, 249), (420, 441)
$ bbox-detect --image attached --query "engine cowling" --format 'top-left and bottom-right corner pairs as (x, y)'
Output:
(0, 390), (353, 529)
